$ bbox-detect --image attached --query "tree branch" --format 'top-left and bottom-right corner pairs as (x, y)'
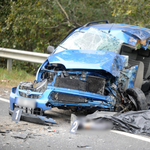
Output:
(55, 0), (70, 21)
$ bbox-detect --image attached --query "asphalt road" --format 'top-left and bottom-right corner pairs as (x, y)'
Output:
(0, 88), (150, 150)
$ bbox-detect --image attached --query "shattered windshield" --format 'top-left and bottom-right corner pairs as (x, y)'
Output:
(55, 27), (123, 53)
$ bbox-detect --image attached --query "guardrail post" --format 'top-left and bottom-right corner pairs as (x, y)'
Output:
(7, 59), (12, 71)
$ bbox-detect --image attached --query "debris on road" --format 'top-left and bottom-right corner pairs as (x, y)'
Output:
(77, 145), (92, 148)
(32, 134), (42, 136)
(47, 129), (56, 132)
(0, 130), (7, 133)
(11, 133), (28, 139)
(0, 129), (10, 134)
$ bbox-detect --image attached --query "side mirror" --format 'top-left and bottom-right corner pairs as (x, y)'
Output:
(47, 46), (55, 54)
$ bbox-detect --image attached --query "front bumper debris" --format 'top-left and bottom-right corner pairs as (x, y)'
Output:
(9, 109), (56, 125)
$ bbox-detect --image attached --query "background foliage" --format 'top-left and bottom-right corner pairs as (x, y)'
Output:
(0, 0), (150, 73)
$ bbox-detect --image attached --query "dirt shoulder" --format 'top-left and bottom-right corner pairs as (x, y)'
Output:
(0, 86), (11, 99)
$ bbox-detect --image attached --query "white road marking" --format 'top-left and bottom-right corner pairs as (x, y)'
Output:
(111, 130), (150, 143)
(0, 97), (9, 103)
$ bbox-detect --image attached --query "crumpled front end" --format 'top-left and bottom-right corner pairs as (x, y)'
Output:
(9, 70), (116, 116)
(9, 51), (137, 120)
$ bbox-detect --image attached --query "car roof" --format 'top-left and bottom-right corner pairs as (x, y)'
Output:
(78, 23), (150, 33)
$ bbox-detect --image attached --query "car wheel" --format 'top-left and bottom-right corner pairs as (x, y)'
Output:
(126, 87), (148, 110)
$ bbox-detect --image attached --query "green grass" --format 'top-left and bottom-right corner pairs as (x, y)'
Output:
(0, 68), (35, 88)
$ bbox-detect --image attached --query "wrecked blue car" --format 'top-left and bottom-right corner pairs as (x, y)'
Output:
(9, 20), (150, 122)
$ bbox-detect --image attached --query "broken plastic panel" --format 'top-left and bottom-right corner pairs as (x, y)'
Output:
(21, 114), (56, 125)
(9, 109), (56, 125)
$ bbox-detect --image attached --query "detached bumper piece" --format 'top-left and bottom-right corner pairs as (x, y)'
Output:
(9, 109), (56, 125)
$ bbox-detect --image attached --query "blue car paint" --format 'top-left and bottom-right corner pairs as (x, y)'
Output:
(9, 22), (150, 118)
(123, 65), (138, 89)
(10, 86), (51, 111)
(47, 50), (126, 77)
(118, 65), (138, 90)
(80, 23), (150, 49)
(37, 116), (56, 124)
(9, 83), (115, 112)
(35, 59), (49, 82)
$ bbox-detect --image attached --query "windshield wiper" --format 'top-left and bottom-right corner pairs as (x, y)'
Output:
(59, 45), (68, 50)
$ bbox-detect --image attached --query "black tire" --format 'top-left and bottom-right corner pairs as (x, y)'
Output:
(126, 87), (148, 110)
(141, 80), (150, 95)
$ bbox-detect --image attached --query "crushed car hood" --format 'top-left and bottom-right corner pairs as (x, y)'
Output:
(47, 50), (126, 77)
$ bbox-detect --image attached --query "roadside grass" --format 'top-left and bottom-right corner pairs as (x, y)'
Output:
(0, 68), (35, 88)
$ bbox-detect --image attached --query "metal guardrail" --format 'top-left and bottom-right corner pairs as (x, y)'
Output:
(0, 48), (50, 71)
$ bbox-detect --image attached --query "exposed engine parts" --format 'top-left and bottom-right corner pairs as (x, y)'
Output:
(19, 79), (47, 99)
(54, 74), (106, 95)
